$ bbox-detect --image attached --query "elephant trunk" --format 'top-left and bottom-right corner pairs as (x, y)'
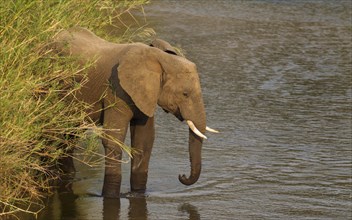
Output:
(179, 111), (206, 186)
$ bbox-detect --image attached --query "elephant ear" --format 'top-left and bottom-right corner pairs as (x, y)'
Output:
(150, 38), (178, 55)
(117, 46), (162, 117)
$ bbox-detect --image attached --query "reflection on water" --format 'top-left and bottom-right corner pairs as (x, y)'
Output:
(39, 191), (149, 220)
(38, 186), (201, 220)
(179, 203), (201, 220)
(37, 0), (351, 219)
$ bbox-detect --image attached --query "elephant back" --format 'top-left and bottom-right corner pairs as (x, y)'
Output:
(53, 27), (116, 59)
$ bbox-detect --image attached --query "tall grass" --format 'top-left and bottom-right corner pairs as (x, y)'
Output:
(0, 0), (152, 218)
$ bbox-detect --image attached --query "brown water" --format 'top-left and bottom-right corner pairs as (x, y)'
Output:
(37, 1), (351, 219)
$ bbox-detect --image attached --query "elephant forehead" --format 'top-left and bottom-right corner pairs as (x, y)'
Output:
(179, 57), (197, 70)
(172, 76), (200, 93)
(182, 65), (200, 80)
(176, 67), (200, 82)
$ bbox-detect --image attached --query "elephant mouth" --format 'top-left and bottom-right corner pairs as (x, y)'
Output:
(174, 108), (184, 121)
(162, 107), (184, 121)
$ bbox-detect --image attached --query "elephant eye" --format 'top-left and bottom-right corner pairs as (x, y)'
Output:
(183, 91), (189, 98)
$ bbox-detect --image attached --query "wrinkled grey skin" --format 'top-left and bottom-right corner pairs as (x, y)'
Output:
(54, 27), (206, 198)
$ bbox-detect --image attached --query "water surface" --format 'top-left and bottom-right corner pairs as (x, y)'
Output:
(38, 1), (351, 219)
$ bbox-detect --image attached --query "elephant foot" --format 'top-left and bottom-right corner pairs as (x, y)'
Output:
(102, 187), (121, 198)
(102, 175), (122, 198)
(57, 160), (75, 193)
(130, 188), (146, 194)
(124, 190), (148, 198)
(102, 184), (121, 198)
(102, 191), (121, 198)
(57, 173), (74, 193)
(130, 172), (148, 193)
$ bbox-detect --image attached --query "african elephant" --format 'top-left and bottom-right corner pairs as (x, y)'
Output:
(53, 27), (217, 198)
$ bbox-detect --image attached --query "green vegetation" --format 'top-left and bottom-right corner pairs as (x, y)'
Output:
(0, 0), (152, 218)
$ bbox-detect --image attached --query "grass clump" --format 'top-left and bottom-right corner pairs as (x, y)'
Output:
(0, 0), (152, 218)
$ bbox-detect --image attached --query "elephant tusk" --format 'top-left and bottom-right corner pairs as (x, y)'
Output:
(187, 120), (207, 139)
(206, 126), (219, 133)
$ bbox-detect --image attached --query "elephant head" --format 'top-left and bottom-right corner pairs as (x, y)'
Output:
(117, 45), (208, 185)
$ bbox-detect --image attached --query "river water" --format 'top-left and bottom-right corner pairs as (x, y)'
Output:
(37, 1), (351, 219)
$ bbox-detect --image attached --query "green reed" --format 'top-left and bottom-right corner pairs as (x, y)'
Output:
(0, 0), (153, 218)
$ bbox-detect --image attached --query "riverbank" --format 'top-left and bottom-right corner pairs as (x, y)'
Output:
(0, 0), (151, 218)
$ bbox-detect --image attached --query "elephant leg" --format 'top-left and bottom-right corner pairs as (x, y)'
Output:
(58, 146), (75, 174)
(130, 116), (155, 193)
(102, 107), (131, 198)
